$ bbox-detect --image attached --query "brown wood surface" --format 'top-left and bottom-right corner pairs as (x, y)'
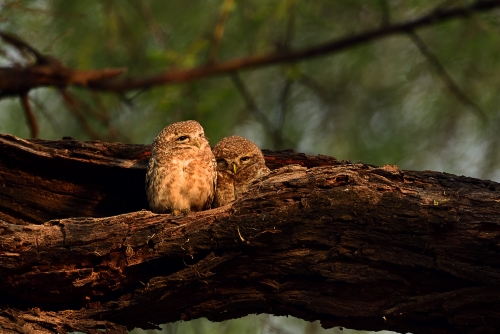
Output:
(0, 134), (499, 334)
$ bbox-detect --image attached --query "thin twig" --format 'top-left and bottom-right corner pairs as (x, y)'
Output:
(273, 79), (293, 149)
(298, 74), (333, 105)
(237, 2), (257, 56)
(69, 91), (125, 142)
(90, 92), (130, 142)
(208, 0), (235, 63)
(272, 2), (296, 148)
(0, 47), (23, 64)
(408, 31), (487, 121)
(74, 92), (110, 125)
(89, 0), (500, 92)
(281, 0), (296, 51)
(453, 0), (500, 34)
(29, 95), (61, 133)
(378, 0), (391, 26)
(230, 72), (275, 134)
(0, 31), (43, 63)
(2, 2), (85, 18)
(59, 88), (100, 140)
(20, 92), (39, 138)
(482, 113), (500, 176)
(128, 0), (169, 49)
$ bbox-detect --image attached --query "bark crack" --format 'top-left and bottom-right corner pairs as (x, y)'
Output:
(1, 135), (500, 333)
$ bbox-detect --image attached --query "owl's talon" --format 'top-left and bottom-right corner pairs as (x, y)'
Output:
(171, 209), (189, 217)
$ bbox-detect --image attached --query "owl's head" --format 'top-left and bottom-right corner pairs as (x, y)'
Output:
(212, 136), (265, 174)
(153, 120), (208, 151)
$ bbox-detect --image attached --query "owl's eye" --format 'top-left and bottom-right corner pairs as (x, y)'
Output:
(241, 156), (251, 162)
(216, 159), (228, 168)
(177, 135), (189, 142)
(199, 133), (204, 137)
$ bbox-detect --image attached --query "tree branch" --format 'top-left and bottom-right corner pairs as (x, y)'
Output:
(0, 31), (44, 63)
(0, 64), (126, 99)
(0, 134), (500, 333)
(0, 1), (498, 97)
(88, 0), (500, 91)
(208, 0), (235, 63)
(0, 32), (125, 98)
(29, 95), (62, 133)
(378, 0), (391, 27)
(273, 77), (293, 149)
(20, 92), (39, 138)
(59, 88), (101, 140)
(407, 30), (487, 121)
(230, 72), (276, 135)
(127, 0), (169, 49)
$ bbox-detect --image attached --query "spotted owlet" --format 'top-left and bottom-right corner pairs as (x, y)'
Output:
(145, 120), (216, 215)
(212, 136), (270, 208)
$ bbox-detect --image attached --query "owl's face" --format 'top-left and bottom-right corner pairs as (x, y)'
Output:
(212, 136), (265, 175)
(216, 152), (258, 175)
(212, 135), (270, 208)
(153, 120), (209, 152)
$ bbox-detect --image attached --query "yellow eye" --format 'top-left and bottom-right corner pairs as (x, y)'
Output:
(241, 156), (251, 162)
(177, 136), (189, 142)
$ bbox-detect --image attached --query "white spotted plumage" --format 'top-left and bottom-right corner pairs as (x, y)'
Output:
(212, 136), (269, 208)
(146, 120), (216, 214)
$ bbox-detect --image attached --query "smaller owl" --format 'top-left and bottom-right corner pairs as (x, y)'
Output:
(145, 120), (216, 215)
(212, 136), (270, 208)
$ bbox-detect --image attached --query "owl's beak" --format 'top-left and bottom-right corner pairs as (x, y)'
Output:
(231, 162), (238, 174)
(193, 138), (201, 148)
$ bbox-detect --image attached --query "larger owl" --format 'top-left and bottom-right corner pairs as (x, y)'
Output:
(212, 136), (270, 208)
(146, 120), (216, 215)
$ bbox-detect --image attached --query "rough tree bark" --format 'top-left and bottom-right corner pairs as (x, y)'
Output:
(0, 134), (499, 334)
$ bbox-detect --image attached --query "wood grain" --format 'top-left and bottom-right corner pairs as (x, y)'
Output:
(0, 134), (499, 333)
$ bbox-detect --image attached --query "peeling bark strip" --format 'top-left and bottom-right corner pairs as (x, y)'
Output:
(0, 134), (500, 334)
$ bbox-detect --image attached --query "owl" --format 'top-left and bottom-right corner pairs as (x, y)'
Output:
(212, 136), (270, 208)
(145, 120), (216, 215)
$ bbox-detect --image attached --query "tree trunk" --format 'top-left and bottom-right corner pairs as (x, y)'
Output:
(0, 134), (499, 334)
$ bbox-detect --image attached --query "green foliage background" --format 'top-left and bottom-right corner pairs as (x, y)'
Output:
(1, 0), (500, 332)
